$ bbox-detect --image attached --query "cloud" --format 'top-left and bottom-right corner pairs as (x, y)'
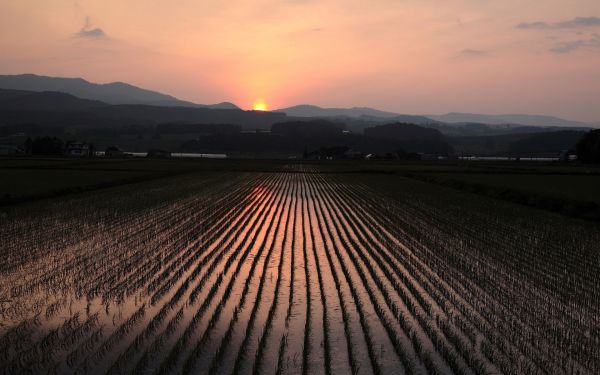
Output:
(77, 28), (106, 38)
(75, 16), (107, 38)
(517, 16), (600, 30)
(457, 49), (488, 57)
(516, 21), (550, 30)
(550, 34), (600, 53)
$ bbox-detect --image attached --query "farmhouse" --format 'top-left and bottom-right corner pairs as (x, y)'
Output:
(65, 142), (91, 157)
(0, 144), (22, 155)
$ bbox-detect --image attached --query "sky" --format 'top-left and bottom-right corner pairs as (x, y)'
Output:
(0, 0), (599, 121)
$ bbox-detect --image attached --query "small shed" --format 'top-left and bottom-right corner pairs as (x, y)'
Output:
(105, 146), (125, 158)
(147, 149), (171, 158)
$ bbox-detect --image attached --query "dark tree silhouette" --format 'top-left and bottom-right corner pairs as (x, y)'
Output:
(576, 129), (600, 163)
(31, 136), (64, 155)
(24, 137), (33, 155)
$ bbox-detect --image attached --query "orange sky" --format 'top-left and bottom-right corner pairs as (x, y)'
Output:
(1, 0), (599, 121)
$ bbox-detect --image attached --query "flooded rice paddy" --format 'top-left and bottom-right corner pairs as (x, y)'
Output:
(1, 169), (599, 374)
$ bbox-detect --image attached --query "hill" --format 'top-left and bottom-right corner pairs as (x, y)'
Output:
(364, 122), (444, 141)
(427, 112), (591, 128)
(276, 104), (436, 124)
(180, 120), (451, 156)
(364, 123), (451, 154)
(508, 131), (586, 155)
(449, 130), (585, 156)
(0, 74), (239, 109)
(0, 89), (107, 111)
(276, 104), (401, 118)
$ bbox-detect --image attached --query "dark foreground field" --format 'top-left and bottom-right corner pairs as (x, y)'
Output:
(1, 159), (599, 374)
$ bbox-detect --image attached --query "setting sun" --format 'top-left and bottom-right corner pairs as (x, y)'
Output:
(252, 100), (268, 111)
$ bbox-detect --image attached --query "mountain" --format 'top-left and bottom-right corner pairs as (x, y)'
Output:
(276, 104), (436, 124)
(0, 88), (284, 130)
(278, 106), (597, 130)
(427, 112), (591, 128)
(0, 89), (107, 111)
(204, 102), (240, 110)
(0, 74), (240, 109)
(276, 104), (401, 118)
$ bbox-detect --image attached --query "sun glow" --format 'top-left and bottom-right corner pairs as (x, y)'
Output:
(252, 100), (268, 111)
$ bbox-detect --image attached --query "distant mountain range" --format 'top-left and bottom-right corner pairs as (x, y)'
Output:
(0, 74), (239, 110)
(426, 112), (592, 128)
(0, 86), (588, 157)
(276, 105), (435, 124)
(0, 74), (596, 129)
(0, 88), (284, 130)
(275, 104), (597, 128)
(276, 105), (400, 118)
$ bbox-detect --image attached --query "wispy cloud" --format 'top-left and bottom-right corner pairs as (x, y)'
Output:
(457, 49), (488, 58)
(75, 16), (107, 38)
(517, 16), (600, 30)
(549, 34), (600, 53)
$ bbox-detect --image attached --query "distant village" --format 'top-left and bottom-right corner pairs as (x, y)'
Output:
(0, 135), (228, 159)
